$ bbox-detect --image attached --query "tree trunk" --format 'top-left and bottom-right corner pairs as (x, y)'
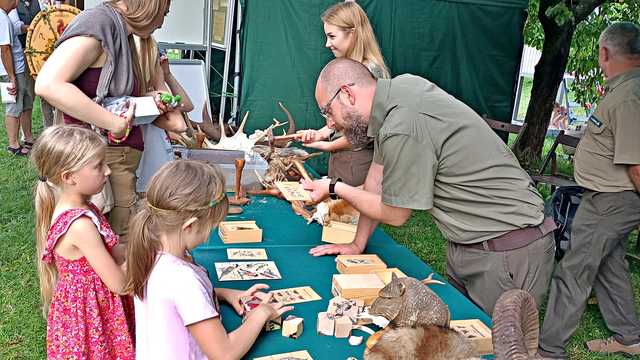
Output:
(513, 0), (575, 170)
(513, 0), (606, 170)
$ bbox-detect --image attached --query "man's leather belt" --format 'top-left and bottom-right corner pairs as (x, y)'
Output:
(461, 217), (557, 252)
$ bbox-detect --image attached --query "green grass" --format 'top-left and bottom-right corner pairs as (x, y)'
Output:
(1, 101), (639, 359)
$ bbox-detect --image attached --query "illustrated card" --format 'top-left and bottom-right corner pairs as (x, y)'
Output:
(269, 286), (321, 305)
(226, 248), (268, 260)
(274, 181), (312, 201)
(254, 350), (313, 360)
(215, 261), (282, 281)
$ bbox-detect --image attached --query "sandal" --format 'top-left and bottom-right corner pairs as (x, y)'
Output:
(23, 140), (35, 149)
(7, 145), (29, 156)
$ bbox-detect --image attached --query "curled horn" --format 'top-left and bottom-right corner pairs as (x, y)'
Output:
(491, 289), (539, 359)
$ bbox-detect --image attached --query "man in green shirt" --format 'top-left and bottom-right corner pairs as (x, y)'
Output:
(537, 22), (640, 359)
(303, 58), (555, 315)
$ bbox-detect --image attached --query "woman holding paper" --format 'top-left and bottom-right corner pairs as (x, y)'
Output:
(35, 0), (182, 239)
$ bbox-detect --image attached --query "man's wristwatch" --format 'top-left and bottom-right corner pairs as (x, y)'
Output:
(329, 177), (342, 200)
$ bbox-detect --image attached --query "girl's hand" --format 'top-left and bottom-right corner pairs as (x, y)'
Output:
(111, 101), (135, 138)
(145, 90), (169, 114)
(226, 284), (270, 315)
(255, 293), (294, 321)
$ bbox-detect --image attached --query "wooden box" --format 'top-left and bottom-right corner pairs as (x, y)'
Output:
(450, 319), (493, 355)
(321, 221), (357, 244)
(371, 268), (407, 285)
(336, 254), (387, 274)
(331, 274), (385, 305)
(218, 221), (262, 243)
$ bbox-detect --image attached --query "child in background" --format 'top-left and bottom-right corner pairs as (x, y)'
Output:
(126, 160), (292, 360)
(31, 126), (134, 359)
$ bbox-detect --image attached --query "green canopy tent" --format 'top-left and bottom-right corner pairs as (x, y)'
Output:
(238, 0), (528, 173)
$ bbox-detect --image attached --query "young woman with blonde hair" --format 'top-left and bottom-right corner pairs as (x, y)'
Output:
(126, 160), (292, 359)
(35, 0), (184, 239)
(32, 126), (134, 359)
(300, 1), (389, 186)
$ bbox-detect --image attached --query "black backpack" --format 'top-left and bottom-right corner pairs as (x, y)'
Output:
(544, 186), (585, 260)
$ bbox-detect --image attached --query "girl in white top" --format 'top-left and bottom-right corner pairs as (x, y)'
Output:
(126, 160), (292, 360)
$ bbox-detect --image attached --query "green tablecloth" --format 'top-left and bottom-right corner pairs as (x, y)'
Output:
(193, 196), (491, 360)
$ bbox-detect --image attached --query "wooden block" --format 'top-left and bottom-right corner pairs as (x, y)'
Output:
(450, 319), (493, 355)
(322, 221), (357, 244)
(332, 274), (385, 300)
(334, 316), (353, 338)
(282, 315), (304, 339)
(264, 316), (282, 332)
(327, 296), (361, 320)
(336, 254), (387, 274)
(371, 268), (407, 285)
(219, 221), (262, 243)
(316, 312), (334, 336)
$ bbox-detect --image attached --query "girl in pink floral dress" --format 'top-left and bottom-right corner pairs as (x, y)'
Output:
(31, 126), (134, 360)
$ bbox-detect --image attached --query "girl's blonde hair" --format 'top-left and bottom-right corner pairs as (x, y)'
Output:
(134, 35), (160, 92)
(125, 160), (228, 299)
(106, 0), (170, 93)
(322, 1), (390, 79)
(31, 126), (107, 315)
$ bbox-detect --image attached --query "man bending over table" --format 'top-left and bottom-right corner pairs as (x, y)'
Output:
(302, 58), (555, 315)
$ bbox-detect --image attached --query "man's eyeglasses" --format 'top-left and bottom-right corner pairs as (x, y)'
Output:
(319, 82), (355, 118)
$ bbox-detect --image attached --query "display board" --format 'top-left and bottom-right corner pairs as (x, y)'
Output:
(168, 59), (211, 123)
(84, 0), (207, 46)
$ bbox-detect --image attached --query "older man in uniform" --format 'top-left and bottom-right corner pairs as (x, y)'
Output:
(537, 22), (640, 359)
(302, 58), (555, 315)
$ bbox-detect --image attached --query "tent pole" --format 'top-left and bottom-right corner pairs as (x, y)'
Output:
(219, 0), (236, 124)
(231, 1), (242, 123)
(205, 0), (212, 96)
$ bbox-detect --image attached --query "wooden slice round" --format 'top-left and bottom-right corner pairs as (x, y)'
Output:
(24, 4), (81, 79)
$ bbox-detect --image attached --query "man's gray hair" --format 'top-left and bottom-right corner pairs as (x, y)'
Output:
(600, 22), (640, 57)
(317, 58), (376, 94)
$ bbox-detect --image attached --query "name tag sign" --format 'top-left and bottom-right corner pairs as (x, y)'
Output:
(589, 115), (603, 128)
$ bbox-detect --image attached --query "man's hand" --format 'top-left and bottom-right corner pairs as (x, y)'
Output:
(309, 242), (363, 257)
(8, 78), (17, 96)
(299, 129), (321, 143)
(301, 178), (331, 203)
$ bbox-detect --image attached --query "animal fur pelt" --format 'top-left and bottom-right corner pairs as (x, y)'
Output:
(364, 325), (477, 360)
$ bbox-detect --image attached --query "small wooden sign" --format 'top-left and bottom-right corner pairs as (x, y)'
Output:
(227, 248), (268, 260)
(270, 286), (322, 305)
(254, 350), (313, 360)
(336, 254), (387, 274)
(215, 261), (281, 281)
(450, 319), (493, 355)
(275, 181), (312, 201)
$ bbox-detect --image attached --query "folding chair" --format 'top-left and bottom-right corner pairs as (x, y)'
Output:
(531, 130), (580, 192)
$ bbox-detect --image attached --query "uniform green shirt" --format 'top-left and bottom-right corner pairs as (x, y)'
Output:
(574, 68), (640, 192)
(368, 75), (544, 244)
